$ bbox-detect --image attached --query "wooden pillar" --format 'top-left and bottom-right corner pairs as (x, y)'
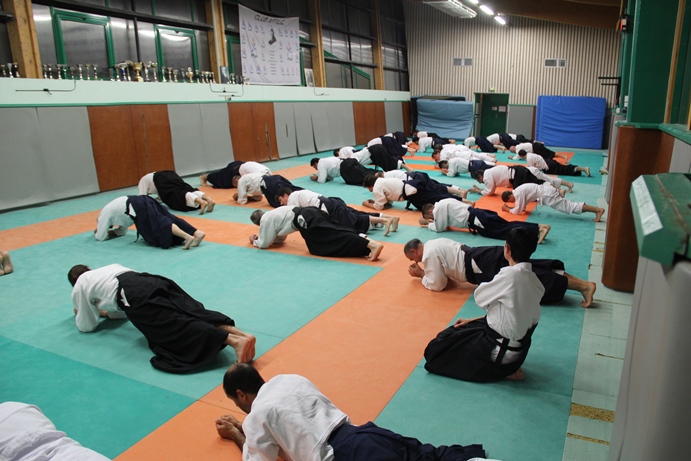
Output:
(370, 0), (385, 90)
(2, 0), (41, 78)
(205, 0), (228, 78)
(307, 0), (325, 87)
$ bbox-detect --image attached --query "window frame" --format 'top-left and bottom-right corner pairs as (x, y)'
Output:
(52, 8), (116, 69)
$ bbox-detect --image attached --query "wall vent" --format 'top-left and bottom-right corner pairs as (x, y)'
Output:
(453, 58), (473, 66)
(545, 58), (566, 68)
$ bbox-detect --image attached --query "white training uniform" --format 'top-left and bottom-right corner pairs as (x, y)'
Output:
(524, 153), (548, 170)
(463, 137), (476, 148)
(71, 264), (131, 332)
(428, 199), (471, 232)
(382, 170), (408, 180)
(479, 165), (513, 196)
(241, 374), (349, 461)
(514, 142), (533, 153)
(95, 196), (135, 241)
(474, 263), (544, 363)
(0, 402), (111, 461)
(442, 157), (472, 177)
(254, 206), (298, 249)
(316, 157), (342, 183)
(239, 161), (271, 176)
(366, 137), (383, 147)
(417, 136), (434, 152)
(337, 146), (355, 158)
(527, 166), (562, 188)
(510, 183), (583, 215)
(419, 238), (468, 291)
(486, 133), (501, 145)
(137, 172), (157, 195)
(352, 148), (371, 165)
(236, 173), (265, 205)
(371, 177), (417, 210)
(286, 190), (322, 209)
(416, 131), (428, 138)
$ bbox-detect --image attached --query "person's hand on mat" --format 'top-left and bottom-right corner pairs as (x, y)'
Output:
(309, 174), (318, 181)
(218, 414), (243, 430)
(232, 193), (239, 201)
(99, 309), (109, 318)
(408, 262), (424, 278)
(440, 168), (449, 175)
(454, 318), (475, 329)
(216, 416), (245, 444)
(501, 204), (511, 213)
(249, 234), (258, 244)
(73, 307), (78, 315)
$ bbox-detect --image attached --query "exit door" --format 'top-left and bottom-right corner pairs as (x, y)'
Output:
(474, 93), (509, 136)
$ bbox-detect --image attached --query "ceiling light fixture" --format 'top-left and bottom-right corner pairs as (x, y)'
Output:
(479, 5), (494, 15)
(422, 0), (477, 19)
(466, 0), (480, 4)
(494, 15), (506, 25)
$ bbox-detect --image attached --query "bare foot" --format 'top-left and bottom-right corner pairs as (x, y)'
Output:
(585, 167), (591, 177)
(206, 198), (215, 213)
(192, 231), (205, 247)
(182, 237), (194, 250)
(367, 241), (384, 261)
(391, 216), (400, 232)
(0, 250), (12, 275)
(235, 334), (256, 363)
(581, 281), (596, 308)
(566, 182), (574, 193)
(559, 188), (566, 198)
(199, 200), (208, 215)
(199, 175), (208, 186)
(593, 208), (605, 222)
(506, 368), (524, 380)
(383, 218), (392, 237)
(537, 224), (550, 244)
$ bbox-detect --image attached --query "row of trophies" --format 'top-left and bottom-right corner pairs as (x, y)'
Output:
(0, 63), (20, 78)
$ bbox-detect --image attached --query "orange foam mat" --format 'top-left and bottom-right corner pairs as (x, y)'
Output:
(0, 211), (99, 251)
(473, 189), (536, 218)
(270, 163), (316, 180)
(116, 250), (472, 461)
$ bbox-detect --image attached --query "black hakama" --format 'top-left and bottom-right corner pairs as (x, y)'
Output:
(531, 143), (557, 160)
(462, 245), (568, 304)
(340, 159), (377, 186)
(206, 161), (244, 188)
(424, 317), (537, 382)
(474, 135), (497, 153)
(368, 145), (401, 172)
(116, 271), (233, 373)
(432, 136), (451, 146)
(391, 131), (407, 144)
(329, 421), (486, 461)
(545, 158), (581, 176)
(380, 136), (407, 158)
(401, 174), (463, 211)
(468, 160), (493, 176)
(292, 207), (371, 257)
(153, 170), (199, 211)
(320, 196), (378, 234)
(260, 175), (303, 208)
(499, 132), (520, 148)
(508, 165), (544, 189)
(516, 134), (533, 143)
(126, 195), (196, 249)
(467, 207), (540, 240)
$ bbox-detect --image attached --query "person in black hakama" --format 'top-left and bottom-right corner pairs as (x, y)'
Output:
(68, 264), (256, 373)
(143, 170), (216, 214)
(368, 144), (412, 172)
(420, 228), (545, 382)
(339, 158), (378, 185)
(379, 135), (409, 158)
(200, 161), (245, 188)
(292, 206), (384, 261)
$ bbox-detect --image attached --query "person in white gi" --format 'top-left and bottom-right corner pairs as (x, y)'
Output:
(137, 172), (214, 214)
(469, 165), (514, 196)
(508, 142), (569, 161)
(404, 237), (472, 291)
(525, 166), (574, 192)
(516, 153), (577, 191)
(0, 402), (110, 460)
(432, 145), (496, 164)
(362, 176), (469, 211)
(333, 146), (355, 158)
(238, 161), (271, 176)
(248, 206), (298, 249)
(501, 183), (605, 222)
(215, 363), (489, 460)
(463, 136), (506, 152)
(233, 173), (266, 205)
(438, 157), (495, 177)
(309, 157), (343, 183)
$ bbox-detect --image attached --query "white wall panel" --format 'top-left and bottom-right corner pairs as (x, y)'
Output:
(273, 102), (298, 158)
(200, 103), (234, 170)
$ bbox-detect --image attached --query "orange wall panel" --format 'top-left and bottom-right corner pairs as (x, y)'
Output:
(353, 101), (386, 145)
(130, 105), (175, 176)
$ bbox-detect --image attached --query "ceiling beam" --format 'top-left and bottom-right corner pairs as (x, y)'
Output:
(489, 0), (621, 29)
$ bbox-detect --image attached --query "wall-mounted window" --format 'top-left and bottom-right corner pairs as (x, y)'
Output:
(544, 58), (567, 68)
(379, 0), (408, 91)
(453, 58), (473, 67)
(0, 5), (13, 67)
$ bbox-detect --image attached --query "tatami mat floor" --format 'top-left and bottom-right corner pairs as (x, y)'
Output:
(0, 147), (629, 461)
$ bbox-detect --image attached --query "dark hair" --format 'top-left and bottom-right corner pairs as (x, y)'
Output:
(333, 148), (341, 157)
(250, 210), (264, 226)
(517, 149), (528, 157)
(506, 227), (537, 263)
(420, 203), (435, 216)
(438, 160), (448, 169)
(362, 174), (378, 188)
(223, 363), (265, 398)
(275, 187), (293, 203)
(411, 136), (419, 142)
(68, 264), (90, 286)
(403, 238), (423, 256)
(310, 158), (320, 167)
(472, 170), (484, 181)
(433, 144), (443, 151)
(501, 190), (513, 202)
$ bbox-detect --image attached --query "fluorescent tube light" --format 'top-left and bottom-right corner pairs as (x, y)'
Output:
(480, 5), (494, 15)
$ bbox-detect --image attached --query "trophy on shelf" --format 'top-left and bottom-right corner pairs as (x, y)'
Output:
(117, 62), (128, 81)
(125, 61), (134, 81)
(85, 64), (91, 80)
(57, 64), (64, 79)
(170, 68), (177, 83)
(143, 61), (152, 82)
(187, 67), (193, 83)
(7, 62), (14, 78)
(77, 64), (84, 80)
(41, 64), (47, 79)
(93, 64), (98, 80)
(132, 62), (143, 82)
(70, 67), (76, 79)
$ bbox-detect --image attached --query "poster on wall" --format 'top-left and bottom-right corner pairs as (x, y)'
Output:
(239, 5), (301, 85)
